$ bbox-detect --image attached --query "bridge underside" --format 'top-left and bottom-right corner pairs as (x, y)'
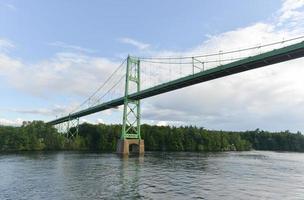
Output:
(48, 41), (304, 125)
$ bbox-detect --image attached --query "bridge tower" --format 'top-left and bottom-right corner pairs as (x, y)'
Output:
(116, 56), (144, 155)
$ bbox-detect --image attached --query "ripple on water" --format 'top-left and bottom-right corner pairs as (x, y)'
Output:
(0, 151), (304, 199)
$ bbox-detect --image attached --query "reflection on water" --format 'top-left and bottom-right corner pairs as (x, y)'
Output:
(0, 151), (304, 199)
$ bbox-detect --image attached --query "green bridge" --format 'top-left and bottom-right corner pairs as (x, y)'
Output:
(48, 38), (304, 155)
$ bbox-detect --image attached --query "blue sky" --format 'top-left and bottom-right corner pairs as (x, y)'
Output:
(1, 0), (304, 131)
(1, 0), (280, 60)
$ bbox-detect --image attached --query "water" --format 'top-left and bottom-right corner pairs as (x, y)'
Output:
(0, 151), (304, 200)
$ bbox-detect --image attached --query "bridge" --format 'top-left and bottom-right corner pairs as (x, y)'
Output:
(48, 37), (304, 155)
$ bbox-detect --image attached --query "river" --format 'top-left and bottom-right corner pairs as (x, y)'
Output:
(0, 151), (304, 199)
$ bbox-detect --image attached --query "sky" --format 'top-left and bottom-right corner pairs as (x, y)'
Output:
(1, 0), (304, 132)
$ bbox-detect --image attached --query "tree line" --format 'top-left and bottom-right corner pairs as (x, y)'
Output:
(0, 121), (304, 152)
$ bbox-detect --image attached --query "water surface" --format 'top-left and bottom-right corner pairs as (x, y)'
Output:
(0, 151), (304, 199)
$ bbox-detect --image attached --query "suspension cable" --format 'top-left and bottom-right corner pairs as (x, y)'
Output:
(70, 58), (127, 113)
(139, 56), (249, 65)
(138, 35), (304, 60)
(64, 35), (304, 116)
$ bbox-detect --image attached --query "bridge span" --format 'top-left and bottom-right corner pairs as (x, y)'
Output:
(48, 39), (304, 155)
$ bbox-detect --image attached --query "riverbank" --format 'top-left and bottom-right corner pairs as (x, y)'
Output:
(1, 121), (304, 152)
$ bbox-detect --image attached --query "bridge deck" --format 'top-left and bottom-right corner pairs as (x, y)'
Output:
(48, 41), (304, 125)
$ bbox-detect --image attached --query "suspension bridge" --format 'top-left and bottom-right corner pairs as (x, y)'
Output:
(48, 36), (304, 155)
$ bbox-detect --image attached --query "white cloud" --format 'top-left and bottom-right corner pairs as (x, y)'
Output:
(278, 0), (304, 27)
(139, 0), (304, 131)
(96, 118), (104, 124)
(1, 3), (16, 11)
(0, 39), (14, 52)
(6, 4), (16, 10)
(0, 51), (124, 99)
(2, 103), (78, 117)
(118, 37), (150, 50)
(279, 0), (304, 20)
(0, 118), (23, 126)
(48, 41), (96, 53)
(156, 121), (168, 126)
(0, 49), (127, 118)
(80, 118), (104, 125)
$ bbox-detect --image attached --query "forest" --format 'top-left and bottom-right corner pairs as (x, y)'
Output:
(1, 121), (304, 152)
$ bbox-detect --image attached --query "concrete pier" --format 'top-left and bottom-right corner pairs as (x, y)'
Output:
(116, 139), (144, 155)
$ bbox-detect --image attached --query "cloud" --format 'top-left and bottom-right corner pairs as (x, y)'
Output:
(0, 49), (127, 117)
(6, 4), (16, 10)
(279, 0), (304, 23)
(155, 120), (182, 127)
(0, 51), (124, 99)
(48, 41), (96, 53)
(80, 118), (104, 124)
(118, 37), (150, 50)
(156, 121), (168, 126)
(2, 104), (78, 117)
(1, 3), (16, 11)
(96, 118), (104, 124)
(0, 118), (23, 126)
(138, 0), (304, 131)
(0, 39), (15, 52)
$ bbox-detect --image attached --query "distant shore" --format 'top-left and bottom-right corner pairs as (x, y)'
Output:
(1, 121), (304, 152)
